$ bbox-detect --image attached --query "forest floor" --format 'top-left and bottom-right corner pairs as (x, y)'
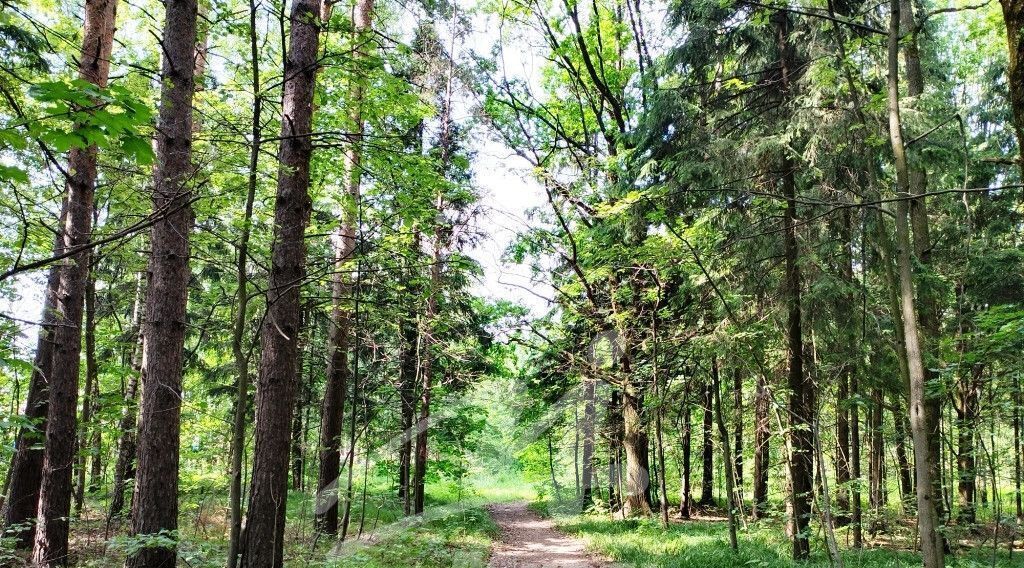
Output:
(486, 501), (612, 567)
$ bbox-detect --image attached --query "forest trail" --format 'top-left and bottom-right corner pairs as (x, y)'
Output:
(486, 502), (612, 567)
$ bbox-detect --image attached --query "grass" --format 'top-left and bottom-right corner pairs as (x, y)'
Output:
(324, 506), (498, 567)
(543, 507), (1024, 568)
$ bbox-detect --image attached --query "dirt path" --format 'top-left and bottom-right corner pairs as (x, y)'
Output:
(486, 502), (612, 567)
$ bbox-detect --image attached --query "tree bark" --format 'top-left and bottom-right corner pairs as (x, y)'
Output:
(769, 11), (813, 560)
(1015, 374), (1022, 523)
(679, 391), (692, 518)
(86, 276), (102, 495)
(886, 2), (945, 563)
(226, 0), (262, 560)
(2, 257), (58, 548)
(891, 398), (914, 511)
(108, 278), (144, 523)
(316, 0), (372, 532)
(835, 360), (851, 526)
(700, 379), (714, 506)
(581, 376), (596, 510)
(712, 358), (739, 551)
(752, 369), (770, 519)
(732, 367), (743, 491)
(73, 273), (99, 515)
(240, 0), (321, 561)
(412, 221), (442, 515)
(869, 386), (885, 515)
(851, 372), (863, 547)
(898, 0), (946, 530)
(619, 333), (652, 516)
(30, 0), (116, 561)
(397, 298), (417, 515)
(955, 364), (982, 525)
(607, 389), (621, 510)
(125, 0), (201, 563)
(1001, 0), (1024, 170)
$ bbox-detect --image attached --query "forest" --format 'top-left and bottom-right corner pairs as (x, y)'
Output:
(0, 0), (1022, 563)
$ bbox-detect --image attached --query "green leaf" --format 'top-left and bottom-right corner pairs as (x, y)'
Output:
(121, 135), (155, 165)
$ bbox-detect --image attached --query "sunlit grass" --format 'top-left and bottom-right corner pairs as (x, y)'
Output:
(549, 510), (1024, 567)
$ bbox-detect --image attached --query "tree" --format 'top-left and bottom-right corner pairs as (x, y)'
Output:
(124, 0), (200, 562)
(886, 0), (945, 564)
(30, 0), (117, 562)
(241, 0), (322, 560)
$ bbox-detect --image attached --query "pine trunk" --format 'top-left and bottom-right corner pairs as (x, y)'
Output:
(751, 370), (770, 519)
(240, 0), (321, 561)
(2, 257), (58, 548)
(699, 380), (714, 506)
(680, 395), (692, 518)
(31, 0), (116, 561)
(581, 376), (596, 510)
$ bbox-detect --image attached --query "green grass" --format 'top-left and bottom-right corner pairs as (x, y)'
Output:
(547, 511), (1024, 568)
(324, 506), (498, 567)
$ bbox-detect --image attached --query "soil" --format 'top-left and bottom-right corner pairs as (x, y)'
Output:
(486, 502), (613, 567)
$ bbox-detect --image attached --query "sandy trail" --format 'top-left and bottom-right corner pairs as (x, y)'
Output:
(486, 502), (612, 567)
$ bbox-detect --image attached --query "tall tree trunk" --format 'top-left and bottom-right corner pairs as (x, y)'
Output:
(891, 398), (914, 511)
(851, 372), (863, 547)
(770, 11), (813, 560)
(1015, 374), (1022, 523)
(73, 272), (100, 515)
(700, 379), (714, 506)
(752, 369), (770, 519)
(679, 393), (692, 518)
(886, 3), (944, 563)
(653, 320), (669, 527)
(1000, 0), (1024, 170)
(898, 0), (946, 531)
(30, 0), (116, 561)
(835, 211), (855, 527)
(340, 334), (360, 539)
(126, 0), (202, 562)
(316, 0), (372, 531)
(869, 386), (885, 514)
(607, 389), (621, 510)
(581, 376), (596, 510)
(86, 277), (101, 495)
(397, 301), (417, 515)
(413, 216), (443, 515)
(732, 367), (743, 491)
(2, 256), (58, 548)
(835, 362), (851, 527)
(621, 347), (652, 516)
(291, 377), (306, 491)
(226, 0), (262, 559)
(73, 274), (100, 513)
(240, 0), (321, 561)
(108, 278), (144, 523)
(712, 358), (739, 551)
(955, 364), (981, 525)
